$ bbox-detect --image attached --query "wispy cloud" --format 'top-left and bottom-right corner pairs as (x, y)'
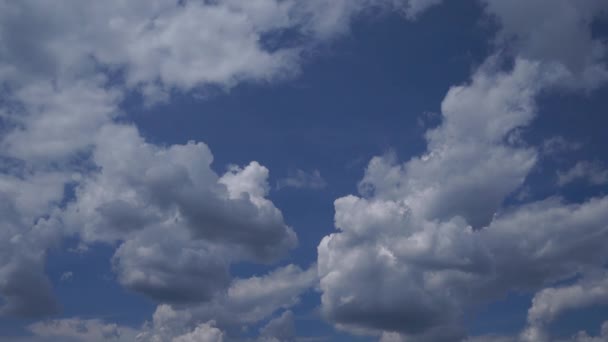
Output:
(557, 160), (608, 186)
(276, 169), (327, 190)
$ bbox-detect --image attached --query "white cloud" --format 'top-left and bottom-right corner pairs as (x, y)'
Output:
(314, 1), (608, 338)
(557, 161), (608, 186)
(0, 0), (607, 340)
(317, 56), (608, 340)
(0, 0), (429, 317)
(519, 274), (608, 342)
(276, 169), (327, 190)
(136, 264), (316, 341)
(481, 0), (608, 89)
(54, 123), (297, 302)
(28, 318), (138, 342)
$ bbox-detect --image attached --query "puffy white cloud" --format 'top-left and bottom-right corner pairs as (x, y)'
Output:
(314, 0), (608, 340)
(53, 123), (297, 302)
(136, 264), (316, 341)
(358, 57), (548, 228)
(0, 78), (121, 162)
(519, 275), (608, 341)
(0, 0), (434, 96)
(0, 0), (424, 317)
(0, 0), (296, 92)
(318, 57), (608, 340)
(481, 0), (608, 88)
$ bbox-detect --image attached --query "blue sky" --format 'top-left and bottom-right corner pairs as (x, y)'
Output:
(1, 1), (608, 341)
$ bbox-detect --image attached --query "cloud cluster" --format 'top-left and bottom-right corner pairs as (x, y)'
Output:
(1, 0), (607, 341)
(317, 2), (608, 340)
(135, 264), (316, 341)
(0, 0), (437, 321)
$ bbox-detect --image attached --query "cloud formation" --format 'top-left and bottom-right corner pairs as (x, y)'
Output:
(1, 0), (607, 341)
(0, 0), (433, 319)
(557, 161), (608, 187)
(317, 2), (608, 338)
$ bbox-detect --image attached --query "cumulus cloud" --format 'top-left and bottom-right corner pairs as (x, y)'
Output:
(313, 0), (608, 339)
(1, 0), (607, 340)
(481, 0), (608, 88)
(318, 56), (608, 340)
(520, 274), (608, 341)
(541, 136), (583, 158)
(0, 0), (429, 318)
(135, 264), (316, 341)
(53, 123), (297, 302)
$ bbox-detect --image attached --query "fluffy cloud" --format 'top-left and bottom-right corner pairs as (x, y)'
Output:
(53, 123), (297, 302)
(318, 56), (608, 340)
(521, 274), (608, 341)
(136, 264), (316, 341)
(481, 0), (608, 88)
(0, 0), (428, 318)
(314, 1), (608, 339)
(0, 0), (434, 95)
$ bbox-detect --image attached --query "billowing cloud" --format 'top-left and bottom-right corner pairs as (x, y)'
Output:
(53, 123), (297, 302)
(520, 274), (608, 342)
(318, 56), (608, 340)
(481, 0), (608, 88)
(314, 1), (608, 340)
(136, 264), (316, 341)
(0, 0), (432, 318)
(1, 0), (607, 340)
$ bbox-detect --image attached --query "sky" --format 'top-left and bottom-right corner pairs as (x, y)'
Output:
(0, 1), (608, 342)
